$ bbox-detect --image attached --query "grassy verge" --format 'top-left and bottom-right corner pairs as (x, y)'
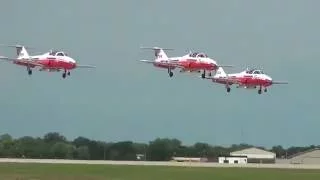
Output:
(0, 163), (320, 180)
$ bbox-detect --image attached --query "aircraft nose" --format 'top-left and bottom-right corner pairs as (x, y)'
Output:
(70, 58), (76, 68)
(266, 76), (272, 82)
(70, 58), (76, 64)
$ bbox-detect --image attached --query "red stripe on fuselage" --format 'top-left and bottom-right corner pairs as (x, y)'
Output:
(238, 77), (272, 87)
(179, 59), (217, 71)
(214, 76), (272, 87)
(37, 59), (76, 70)
(14, 58), (76, 70)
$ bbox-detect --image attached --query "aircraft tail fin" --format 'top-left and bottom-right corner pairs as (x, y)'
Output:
(0, 44), (30, 58)
(140, 46), (173, 60)
(214, 67), (228, 78)
(16, 46), (30, 58)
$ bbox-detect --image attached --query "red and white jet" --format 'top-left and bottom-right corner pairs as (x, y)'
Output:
(139, 47), (232, 78)
(206, 67), (288, 94)
(0, 44), (95, 78)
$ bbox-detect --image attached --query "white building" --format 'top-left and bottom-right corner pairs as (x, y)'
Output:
(230, 147), (276, 164)
(218, 156), (247, 164)
(171, 157), (208, 162)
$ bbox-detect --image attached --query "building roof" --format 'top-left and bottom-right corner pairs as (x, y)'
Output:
(171, 157), (208, 162)
(230, 147), (276, 159)
(288, 148), (320, 164)
(231, 147), (275, 155)
(288, 148), (320, 159)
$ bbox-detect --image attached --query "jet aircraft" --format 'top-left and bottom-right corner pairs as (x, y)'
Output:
(0, 44), (95, 78)
(139, 46), (232, 78)
(206, 67), (288, 94)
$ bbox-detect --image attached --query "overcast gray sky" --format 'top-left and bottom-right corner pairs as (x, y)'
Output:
(0, 0), (319, 148)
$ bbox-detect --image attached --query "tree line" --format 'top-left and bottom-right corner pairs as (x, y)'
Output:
(0, 133), (318, 161)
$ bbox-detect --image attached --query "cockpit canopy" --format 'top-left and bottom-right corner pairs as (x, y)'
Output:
(246, 69), (264, 74)
(49, 50), (68, 56)
(189, 52), (208, 58)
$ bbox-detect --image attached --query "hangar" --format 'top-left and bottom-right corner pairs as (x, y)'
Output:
(288, 148), (320, 164)
(230, 147), (276, 164)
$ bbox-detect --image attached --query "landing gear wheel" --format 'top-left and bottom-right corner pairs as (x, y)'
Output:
(201, 73), (205, 79)
(62, 73), (66, 79)
(28, 69), (32, 75)
(264, 88), (267, 92)
(169, 71), (173, 77)
(227, 87), (231, 93)
(67, 71), (71, 76)
(258, 89), (262, 94)
(208, 72), (212, 77)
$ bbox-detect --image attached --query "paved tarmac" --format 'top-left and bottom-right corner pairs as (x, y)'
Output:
(1, 158), (320, 169)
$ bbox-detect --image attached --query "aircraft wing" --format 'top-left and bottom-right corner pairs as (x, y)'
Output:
(19, 59), (44, 67)
(272, 81), (289, 84)
(0, 56), (15, 62)
(76, 64), (96, 68)
(218, 65), (234, 68)
(139, 60), (155, 63)
(139, 59), (183, 67)
(164, 60), (185, 68)
(0, 56), (44, 67)
(205, 76), (238, 85)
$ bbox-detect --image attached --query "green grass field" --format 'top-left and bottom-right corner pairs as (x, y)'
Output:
(1, 163), (320, 180)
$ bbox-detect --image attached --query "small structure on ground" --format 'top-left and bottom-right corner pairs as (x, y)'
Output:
(218, 156), (247, 164)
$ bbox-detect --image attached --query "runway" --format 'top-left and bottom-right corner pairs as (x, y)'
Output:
(1, 158), (320, 169)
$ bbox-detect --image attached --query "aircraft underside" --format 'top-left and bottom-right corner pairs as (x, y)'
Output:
(39, 68), (61, 72)
(154, 62), (215, 78)
(179, 68), (213, 78)
(226, 83), (268, 94)
(237, 85), (256, 89)
(164, 67), (214, 78)
(25, 66), (72, 79)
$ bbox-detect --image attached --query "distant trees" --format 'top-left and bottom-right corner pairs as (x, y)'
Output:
(147, 138), (181, 161)
(271, 145), (286, 158)
(0, 132), (318, 161)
